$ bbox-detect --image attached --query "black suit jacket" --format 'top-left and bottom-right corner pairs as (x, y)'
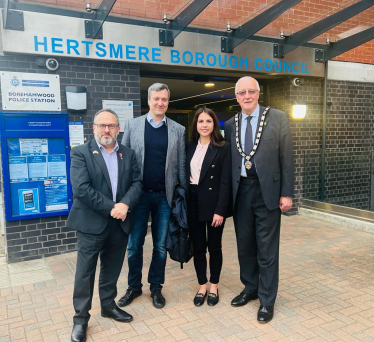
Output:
(67, 139), (142, 235)
(186, 141), (231, 221)
(224, 106), (295, 211)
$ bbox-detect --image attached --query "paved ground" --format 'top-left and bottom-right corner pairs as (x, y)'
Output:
(0, 214), (373, 342)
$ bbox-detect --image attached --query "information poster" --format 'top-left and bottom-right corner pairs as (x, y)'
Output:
(47, 155), (67, 179)
(102, 100), (133, 132)
(69, 121), (84, 147)
(9, 157), (28, 182)
(28, 156), (48, 181)
(44, 180), (68, 212)
(18, 188), (40, 215)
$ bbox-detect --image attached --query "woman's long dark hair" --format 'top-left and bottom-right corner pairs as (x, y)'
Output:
(190, 108), (225, 147)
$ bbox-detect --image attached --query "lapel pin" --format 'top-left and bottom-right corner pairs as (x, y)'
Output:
(119, 153), (123, 160)
(264, 121), (267, 126)
(93, 150), (99, 154)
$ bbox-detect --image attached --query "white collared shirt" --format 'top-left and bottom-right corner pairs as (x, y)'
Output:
(240, 104), (259, 177)
(146, 112), (167, 128)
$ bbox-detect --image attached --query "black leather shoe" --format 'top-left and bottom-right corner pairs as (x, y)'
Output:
(231, 291), (258, 307)
(257, 305), (274, 323)
(151, 288), (165, 308)
(193, 291), (207, 306)
(118, 288), (142, 307)
(207, 289), (219, 306)
(101, 305), (133, 322)
(71, 324), (87, 342)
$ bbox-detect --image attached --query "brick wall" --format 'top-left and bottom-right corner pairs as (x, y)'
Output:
(17, 0), (374, 64)
(0, 54), (141, 262)
(324, 80), (374, 209)
(267, 77), (374, 212)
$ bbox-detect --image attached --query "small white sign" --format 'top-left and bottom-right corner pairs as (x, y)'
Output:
(0, 72), (61, 111)
(102, 100), (134, 132)
(69, 121), (84, 147)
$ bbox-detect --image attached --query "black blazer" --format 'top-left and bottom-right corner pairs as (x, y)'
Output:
(67, 139), (142, 235)
(224, 106), (295, 211)
(186, 141), (231, 221)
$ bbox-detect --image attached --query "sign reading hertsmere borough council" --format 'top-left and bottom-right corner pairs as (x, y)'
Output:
(0, 72), (61, 111)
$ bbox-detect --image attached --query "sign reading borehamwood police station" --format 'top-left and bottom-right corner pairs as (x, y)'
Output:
(1, 72), (61, 111)
(0, 11), (324, 77)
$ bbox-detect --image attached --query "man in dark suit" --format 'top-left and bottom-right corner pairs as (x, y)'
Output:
(224, 76), (294, 323)
(68, 109), (142, 342)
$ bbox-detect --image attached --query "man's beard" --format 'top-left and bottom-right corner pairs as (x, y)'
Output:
(95, 132), (118, 146)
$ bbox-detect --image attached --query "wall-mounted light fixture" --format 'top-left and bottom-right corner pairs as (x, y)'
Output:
(65, 86), (87, 113)
(292, 104), (307, 119)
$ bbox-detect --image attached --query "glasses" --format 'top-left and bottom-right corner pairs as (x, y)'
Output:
(236, 89), (259, 97)
(94, 124), (119, 130)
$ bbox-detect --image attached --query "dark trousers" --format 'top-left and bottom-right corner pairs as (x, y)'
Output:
(234, 177), (281, 306)
(189, 185), (224, 285)
(127, 191), (171, 291)
(73, 218), (128, 325)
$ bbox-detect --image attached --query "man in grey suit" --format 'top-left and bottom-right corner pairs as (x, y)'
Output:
(224, 76), (295, 323)
(118, 83), (186, 309)
(68, 109), (142, 342)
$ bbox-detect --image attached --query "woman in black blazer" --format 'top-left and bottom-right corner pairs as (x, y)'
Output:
(186, 107), (231, 307)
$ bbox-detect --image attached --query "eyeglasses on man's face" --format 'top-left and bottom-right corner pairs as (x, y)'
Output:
(94, 124), (119, 130)
(236, 89), (259, 97)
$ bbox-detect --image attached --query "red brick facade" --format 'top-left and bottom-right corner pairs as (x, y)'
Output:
(18, 0), (374, 64)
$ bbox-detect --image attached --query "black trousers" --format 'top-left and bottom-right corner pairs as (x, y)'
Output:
(189, 185), (224, 285)
(234, 177), (281, 306)
(73, 218), (128, 324)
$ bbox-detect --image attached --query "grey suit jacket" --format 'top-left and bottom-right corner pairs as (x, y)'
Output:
(67, 139), (142, 235)
(121, 115), (186, 207)
(224, 106), (295, 211)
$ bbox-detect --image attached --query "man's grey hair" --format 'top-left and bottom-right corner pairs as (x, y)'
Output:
(235, 76), (260, 93)
(93, 108), (119, 124)
(148, 83), (170, 99)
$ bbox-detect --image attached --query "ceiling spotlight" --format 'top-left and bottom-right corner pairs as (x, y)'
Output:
(86, 3), (97, 12)
(205, 82), (215, 87)
(280, 30), (285, 39)
(226, 23), (235, 32)
(163, 14), (173, 23)
(326, 37), (330, 45)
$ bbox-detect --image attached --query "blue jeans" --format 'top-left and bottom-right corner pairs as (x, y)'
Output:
(127, 191), (171, 291)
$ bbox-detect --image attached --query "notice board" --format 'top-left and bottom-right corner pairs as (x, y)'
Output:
(0, 112), (72, 221)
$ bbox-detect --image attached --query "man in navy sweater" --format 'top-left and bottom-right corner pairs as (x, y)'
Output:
(119, 83), (186, 308)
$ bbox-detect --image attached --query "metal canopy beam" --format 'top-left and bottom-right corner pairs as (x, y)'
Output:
(221, 0), (302, 53)
(2, 0), (24, 31)
(85, 0), (117, 39)
(323, 26), (374, 61)
(276, 0), (374, 57)
(159, 0), (213, 47)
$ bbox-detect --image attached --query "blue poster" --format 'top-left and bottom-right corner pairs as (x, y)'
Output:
(9, 157), (28, 182)
(18, 188), (40, 214)
(44, 179), (68, 212)
(47, 154), (67, 179)
(20, 138), (48, 156)
(28, 156), (48, 181)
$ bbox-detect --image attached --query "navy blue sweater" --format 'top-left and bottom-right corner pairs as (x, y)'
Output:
(143, 119), (168, 192)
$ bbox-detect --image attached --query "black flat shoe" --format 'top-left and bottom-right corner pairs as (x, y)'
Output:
(71, 324), (87, 342)
(151, 288), (166, 308)
(231, 291), (258, 307)
(101, 305), (133, 322)
(257, 305), (274, 323)
(118, 288), (142, 307)
(207, 289), (219, 306)
(193, 291), (207, 307)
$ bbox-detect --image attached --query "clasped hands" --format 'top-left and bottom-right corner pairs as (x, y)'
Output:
(110, 203), (129, 221)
